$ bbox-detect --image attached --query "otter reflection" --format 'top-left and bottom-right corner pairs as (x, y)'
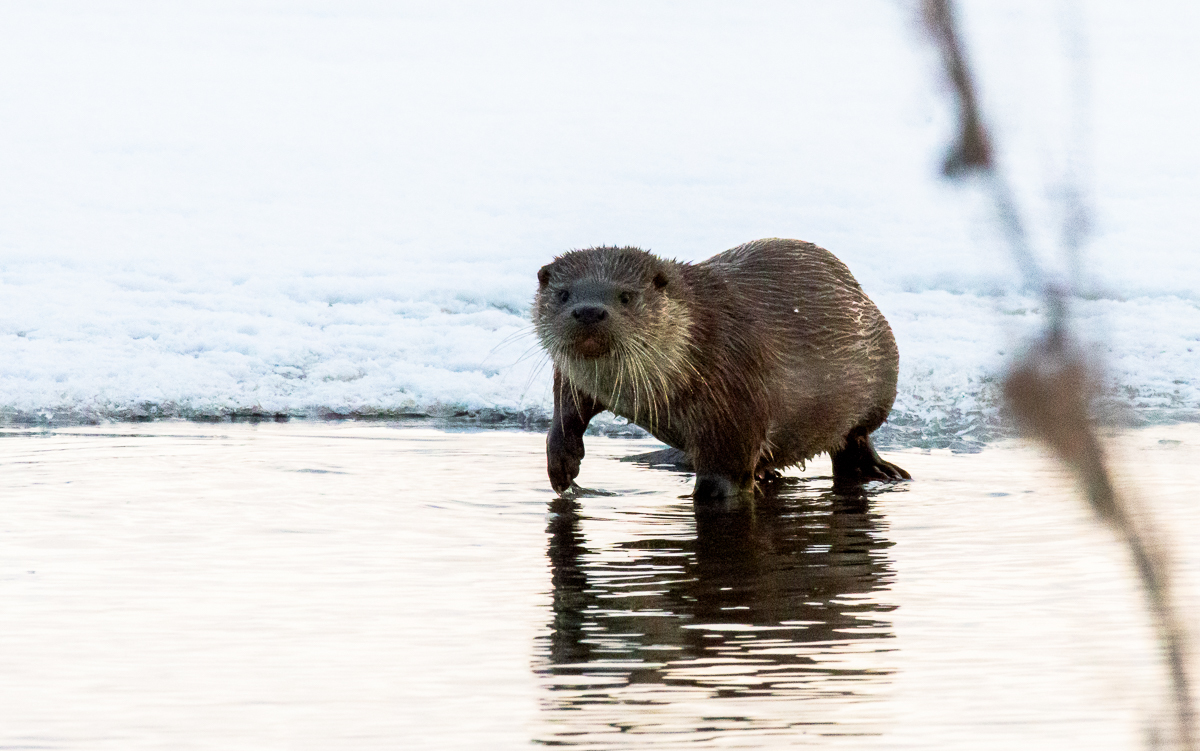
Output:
(535, 479), (897, 737)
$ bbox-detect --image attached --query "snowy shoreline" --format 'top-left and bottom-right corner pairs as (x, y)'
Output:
(3, 258), (1198, 451)
(3, 380), (1197, 455)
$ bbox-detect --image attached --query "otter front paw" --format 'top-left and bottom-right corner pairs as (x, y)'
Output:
(547, 449), (582, 494)
(547, 430), (586, 495)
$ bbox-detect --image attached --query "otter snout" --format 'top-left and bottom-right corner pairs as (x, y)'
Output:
(564, 304), (615, 358)
(571, 305), (609, 325)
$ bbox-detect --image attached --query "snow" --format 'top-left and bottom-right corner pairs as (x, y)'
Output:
(2, 1), (1198, 445)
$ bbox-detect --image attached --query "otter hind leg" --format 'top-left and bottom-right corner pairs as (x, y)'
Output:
(689, 415), (767, 508)
(830, 428), (910, 486)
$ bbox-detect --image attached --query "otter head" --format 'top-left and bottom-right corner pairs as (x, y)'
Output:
(538, 273), (617, 358)
(533, 247), (692, 419)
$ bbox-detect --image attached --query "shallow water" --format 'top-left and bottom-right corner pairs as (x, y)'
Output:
(1, 422), (1198, 749)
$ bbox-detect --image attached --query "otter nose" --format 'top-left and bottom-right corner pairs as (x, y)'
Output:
(571, 306), (609, 325)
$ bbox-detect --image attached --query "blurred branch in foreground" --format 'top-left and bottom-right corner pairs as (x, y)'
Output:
(920, 1), (1195, 748)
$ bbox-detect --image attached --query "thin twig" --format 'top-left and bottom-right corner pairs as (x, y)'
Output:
(921, 1), (1194, 746)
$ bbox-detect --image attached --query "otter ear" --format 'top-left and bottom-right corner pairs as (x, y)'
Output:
(652, 271), (669, 290)
(537, 266), (552, 287)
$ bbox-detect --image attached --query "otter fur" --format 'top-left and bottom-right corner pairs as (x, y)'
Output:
(533, 238), (909, 502)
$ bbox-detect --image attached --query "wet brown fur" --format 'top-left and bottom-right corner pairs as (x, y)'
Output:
(533, 238), (908, 501)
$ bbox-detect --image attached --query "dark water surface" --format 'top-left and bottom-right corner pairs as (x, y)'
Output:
(1, 423), (1197, 749)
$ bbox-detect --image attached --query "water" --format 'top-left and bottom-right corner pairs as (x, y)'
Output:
(1, 422), (1197, 749)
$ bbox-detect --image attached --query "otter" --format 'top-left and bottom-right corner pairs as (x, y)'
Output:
(533, 238), (909, 502)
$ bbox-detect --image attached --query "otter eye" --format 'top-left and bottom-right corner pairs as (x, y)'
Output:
(652, 272), (668, 290)
(557, 289), (570, 303)
(619, 291), (632, 305)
